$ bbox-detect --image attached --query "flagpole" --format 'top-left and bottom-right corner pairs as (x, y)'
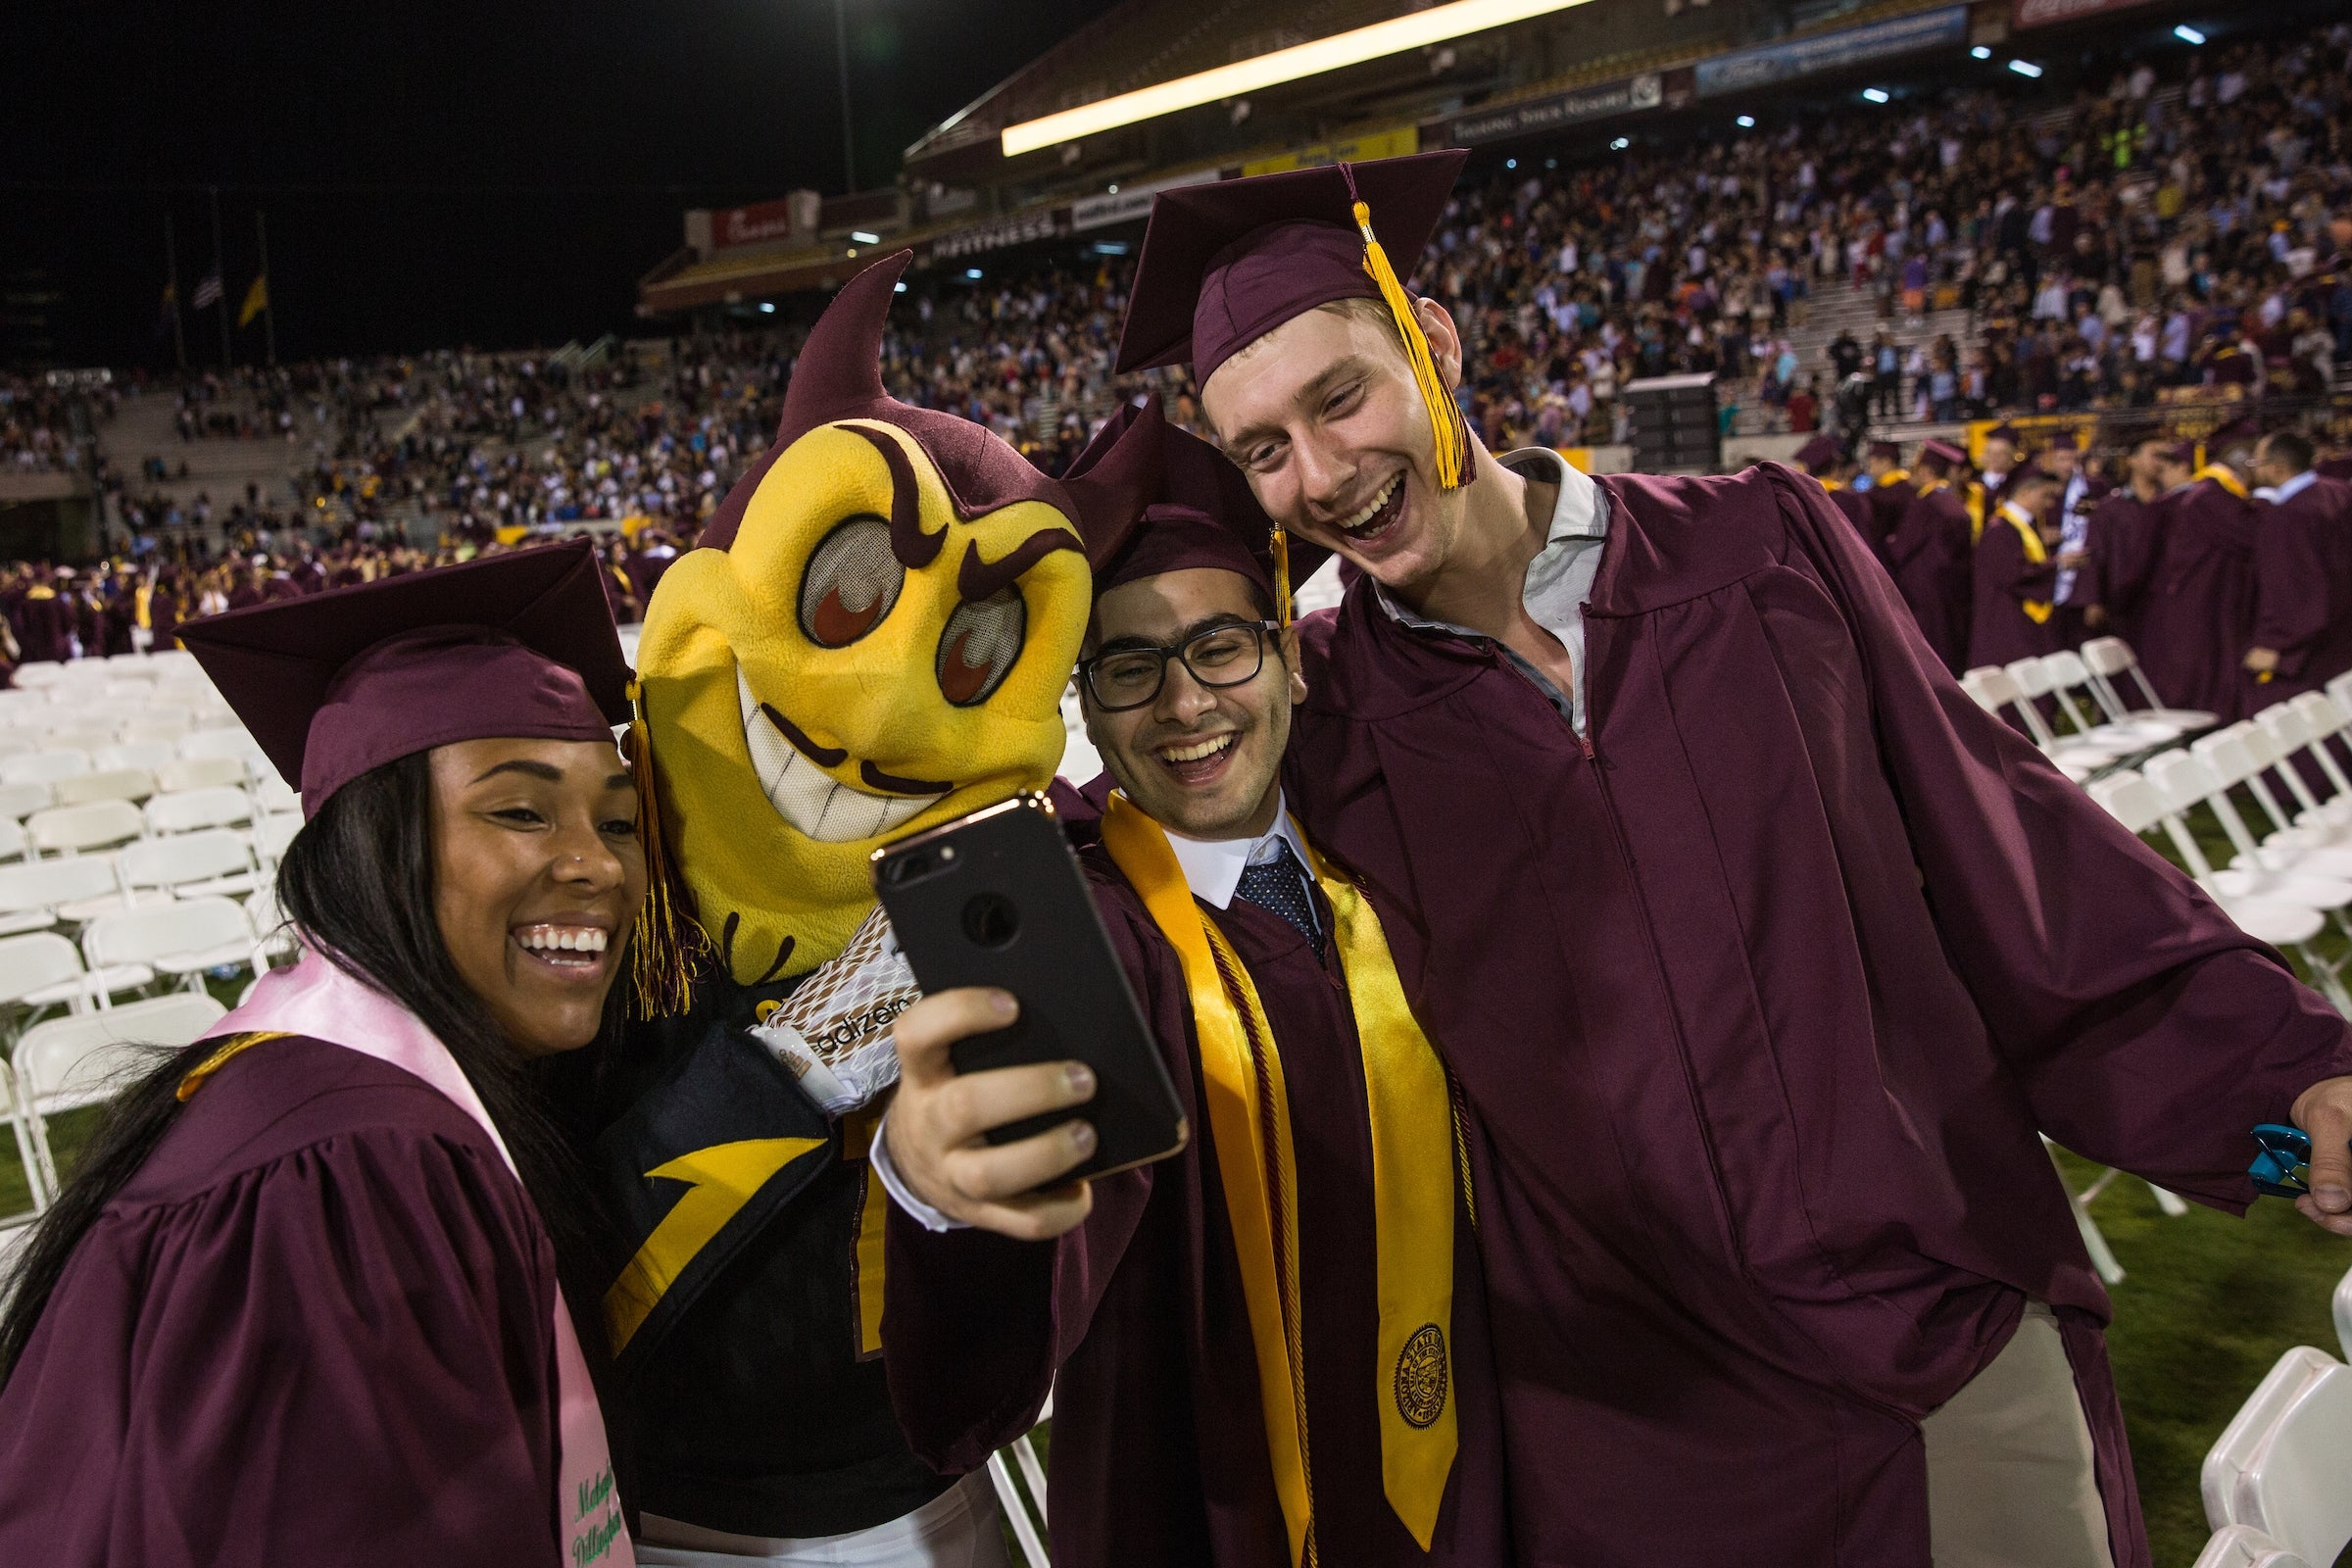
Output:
(255, 209), (277, 368)
(208, 184), (232, 369)
(164, 212), (187, 373)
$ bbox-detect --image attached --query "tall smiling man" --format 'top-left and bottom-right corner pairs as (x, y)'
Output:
(1088, 150), (2352, 1568)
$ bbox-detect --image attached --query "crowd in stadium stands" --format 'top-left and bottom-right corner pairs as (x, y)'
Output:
(13, 16), (2348, 606)
(0, 374), (111, 474)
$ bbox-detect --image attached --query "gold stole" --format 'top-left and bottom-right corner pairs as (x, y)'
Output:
(1879, 467), (1911, 488)
(1965, 480), (1988, 542)
(2194, 465), (2250, 501)
(1999, 503), (2054, 623)
(1100, 794), (1458, 1564)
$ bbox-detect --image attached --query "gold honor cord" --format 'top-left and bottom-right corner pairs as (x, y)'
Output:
(1998, 505), (2055, 625)
(1102, 796), (1461, 1556)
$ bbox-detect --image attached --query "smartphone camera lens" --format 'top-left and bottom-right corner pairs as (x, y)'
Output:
(961, 892), (1020, 950)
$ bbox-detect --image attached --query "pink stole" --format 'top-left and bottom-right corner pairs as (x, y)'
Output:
(215, 949), (635, 1567)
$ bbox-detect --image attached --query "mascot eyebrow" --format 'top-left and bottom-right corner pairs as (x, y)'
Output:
(844, 420), (1081, 603)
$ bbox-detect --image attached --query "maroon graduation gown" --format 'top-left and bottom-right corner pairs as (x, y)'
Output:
(1884, 483), (1974, 674)
(0, 1034), (573, 1567)
(14, 589), (69, 663)
(2136, 478), (2258, 721)
(2079, 490), (2163, 648)
(1865, 474), (1916, 556)
(1825, 484), (1886, 566)
(883, 853), (1507, 1568)
(1969, 511), (2065, 673)
(1281, 463), (2352, 1568)
(2249, 474), (2352, 708)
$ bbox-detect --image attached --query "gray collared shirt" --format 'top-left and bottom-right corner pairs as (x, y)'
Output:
(1372, 448), (1610, 735)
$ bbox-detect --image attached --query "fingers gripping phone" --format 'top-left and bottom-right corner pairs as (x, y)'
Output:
(872, 794), (1189, 1182)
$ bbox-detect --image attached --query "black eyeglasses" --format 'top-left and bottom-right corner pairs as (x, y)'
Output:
(1077, 619), (1282, 711)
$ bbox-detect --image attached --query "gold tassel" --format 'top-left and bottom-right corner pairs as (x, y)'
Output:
(625, 678), (707, 1018)
(1271, 527), (1294, 628)
(1348, 191), (1470, 493)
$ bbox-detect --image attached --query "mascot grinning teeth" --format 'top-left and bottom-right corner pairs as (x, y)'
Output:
(577, 249), (1152, 1555)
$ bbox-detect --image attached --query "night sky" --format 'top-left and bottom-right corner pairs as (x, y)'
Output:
(2, 0), (1120, 370)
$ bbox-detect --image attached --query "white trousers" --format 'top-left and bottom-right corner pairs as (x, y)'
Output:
(636, 1470), (1011, 1568)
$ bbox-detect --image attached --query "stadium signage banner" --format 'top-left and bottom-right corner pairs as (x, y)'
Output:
(1072, 176), (1199, 232)
(929, 209), (1065, 260)
(711, 197), (805, 252)
(1694, 6), (1969, 97)
(2011, 0), (2161, 27)
(1449, 73), (1663, 145)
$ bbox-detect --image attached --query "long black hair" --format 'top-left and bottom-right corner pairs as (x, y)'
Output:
(0, 751), (628, 1385)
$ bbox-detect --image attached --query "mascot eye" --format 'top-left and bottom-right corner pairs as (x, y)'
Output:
(798, 515), (904, 647)
(936, 589), (1027, 708)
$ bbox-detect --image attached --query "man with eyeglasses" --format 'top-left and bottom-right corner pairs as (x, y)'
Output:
(875, 404), (1508, 1567)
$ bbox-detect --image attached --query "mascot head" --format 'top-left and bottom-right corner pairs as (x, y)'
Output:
(638, 252), (1153, 986)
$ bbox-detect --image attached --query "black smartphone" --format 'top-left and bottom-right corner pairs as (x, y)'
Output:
(872, 793), (1188, 1181)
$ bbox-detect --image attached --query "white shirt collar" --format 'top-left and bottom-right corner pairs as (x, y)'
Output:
(1158, 790), (1312, 911)
(1372, 448), (1603, 625)
(2271, 469), (2321, 505)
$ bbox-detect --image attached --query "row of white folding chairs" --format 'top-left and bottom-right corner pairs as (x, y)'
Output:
(1960, 638), (2219, 783)
(2194, 1300), (2352, 1568)
(11, 649), (200, 685)
(0, 727), (264, 788)
(2, 989), (232, 1211)
(0, 702), (226, 748)
(0, 826), (271, 935)
(0, 762), (294, 830)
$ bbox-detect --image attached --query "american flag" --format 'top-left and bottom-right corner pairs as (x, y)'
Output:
(190, 272), (222, 310)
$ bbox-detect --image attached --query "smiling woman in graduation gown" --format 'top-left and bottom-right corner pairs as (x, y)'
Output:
(0, 542), (643, 1568)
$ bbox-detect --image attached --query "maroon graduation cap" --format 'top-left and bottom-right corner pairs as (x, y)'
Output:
(1062, 397), (1330, 618)
(176, 540), (632, 817)
(1114, 150), (1473, 492)
(1792, 436), (1843, 471)
(1918, 439), (1969, 471)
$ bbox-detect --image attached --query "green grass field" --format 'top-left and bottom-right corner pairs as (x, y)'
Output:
(4, 799), (2347, 1564)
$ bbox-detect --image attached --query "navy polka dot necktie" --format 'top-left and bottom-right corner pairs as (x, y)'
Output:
(1235, 842), (1326, 961)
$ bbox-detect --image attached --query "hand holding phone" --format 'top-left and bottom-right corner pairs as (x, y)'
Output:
(883, 988), (1102, 1240)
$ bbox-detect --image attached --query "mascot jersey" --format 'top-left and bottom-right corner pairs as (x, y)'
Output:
(571, 250), (1152, 1540)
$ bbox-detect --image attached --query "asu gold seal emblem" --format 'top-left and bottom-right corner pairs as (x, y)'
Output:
(1394, 1323), (1448, 1429)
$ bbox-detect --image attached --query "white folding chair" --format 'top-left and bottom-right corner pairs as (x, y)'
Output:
(1959, 666), (2107, 781)
(2142, 752), (2352, 927)
(2202, 1345), (2352, 1565)
(0, 736), (34, 760)
(988, 1388), (1053, 1568)
(94, 740), (177, 775)
(2042, 648), (2181, 749)
(243, 886), (295, 963)
(14, 991), (228, 1196)
(82, 899), (259, 992)
(2087, 770), (2350, 1011)
(251, 811), (302, 865)
(144, 786), (254, 836)
(0, 930), (154, 1020)
(0, 749), (92, 787)
(2081, 635), (2220, 732)
(251, 774), (301, 817)
(128, 706), (196, 738)
(2334, 1261), (2351, 1367)
(0, 819), (22, 864)
(0, 1057), (45, 1214)
(146, 650), (201, 678)
(45, 729), (123, 759)
(156, 754), (250, 794)
(2192, 1524), (2315, 1568)
(49, 767), (158, 808)
(117, 829), (259, 901)
(10, 664), (65, 689)
(25, 799), (145, 859)
(177, 727), (262, 763)
(2266, 698), (2352, 832)
(0, 781), (52, 822)
(2193, 727), (2352, 874)
(0, 858), (127, 937)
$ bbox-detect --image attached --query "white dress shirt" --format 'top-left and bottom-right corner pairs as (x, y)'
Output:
(872, 792), (1310, 1232)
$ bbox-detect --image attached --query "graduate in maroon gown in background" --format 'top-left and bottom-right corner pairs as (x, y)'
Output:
(2075, 436), (2175, 651)
(14, 567), (71, 662)
(2136, 433), (2261, 721)
(880, 421), (1507, 1565)
(1075, 150), (2352, 1568)
(2245, 429), (2352, 708)
(0, 544), (643, 1568)
(1792, 434), (1882, 561)
(1970, 467), (2068, 673)
(1884, 438), (1976, 674)
(1860, 438), (1915, 559)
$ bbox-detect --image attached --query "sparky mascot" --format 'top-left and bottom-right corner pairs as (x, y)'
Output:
(577, 251), (1152, 1558)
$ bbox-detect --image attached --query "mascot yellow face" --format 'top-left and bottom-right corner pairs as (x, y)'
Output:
(638, 254), (1148, 983)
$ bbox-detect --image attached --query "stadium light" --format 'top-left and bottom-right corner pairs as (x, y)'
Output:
(2173, 24), (2205, 44)
(964, 268), (983, 280)
(1862, 87), (1890, 103)
(1971, 45), (1991, 59)
(1610, 136), (1630, 150)
(2007, 58), (2042, 77)
(760, 302), (776, 314)
(1736, 115), (1755, 128)
(1093, 240), (1130, 255)
(895, 281), (907, 292)
(1000, 0), (1598, 156)
(1506, 158), (1518, 170)
(850, 229), (880, 245)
